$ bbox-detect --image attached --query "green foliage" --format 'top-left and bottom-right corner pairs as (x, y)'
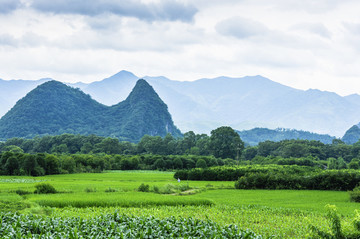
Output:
(328, 157), (347, 169)
(349, 186), (360, 202)
(342, 125), (360, 145)
(0, 80), (182, 142)
(175, 164), (320, 181)
(209, 126), (244, 159)
(84, 187), (96, 193)
(309, 205), (360, 239)
(152, 183), (192, 194)
(0, 212), (261, 238)
(34, 183), (57, 194)
(235, 169), (360, 191)
(14, 189), (32, 196)
(196, 158), (207, 168)
(104, 187), (117, 193)
(138, 183), (150, 192)
(28, 192), (214, 208)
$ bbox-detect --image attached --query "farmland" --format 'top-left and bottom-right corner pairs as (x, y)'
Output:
(1, 171), (360, 238)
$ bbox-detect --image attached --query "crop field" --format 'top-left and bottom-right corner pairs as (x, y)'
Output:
(1, 171), (360, 238)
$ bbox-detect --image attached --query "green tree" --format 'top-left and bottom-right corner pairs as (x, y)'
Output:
(196, 158), (207, 168)
(153, 158), (166, 170)
(44, 155), (60, 174)
(348, 158), (360, 169)
(209, 126), (244, 159)
(173, 157), (183, 169)
(4, 156), (19, 175)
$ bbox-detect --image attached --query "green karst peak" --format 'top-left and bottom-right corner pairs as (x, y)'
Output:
(0, 79), (182, 142)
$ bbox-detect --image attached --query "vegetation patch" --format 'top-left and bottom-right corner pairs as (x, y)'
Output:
(34, 183), (57, 194)
(27, 192), (214, 208)
(0, 212), (260, 238)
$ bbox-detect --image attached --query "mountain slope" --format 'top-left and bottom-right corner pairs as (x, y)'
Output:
(343, 125), (360, 144)
(74, 70), (139, 106)
(0, 79), (181, 141)
(110, 79), (182, 141)
(0, 78), (50, 117)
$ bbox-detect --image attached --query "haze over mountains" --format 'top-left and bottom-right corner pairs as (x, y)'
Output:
(2, 70), (360, 138)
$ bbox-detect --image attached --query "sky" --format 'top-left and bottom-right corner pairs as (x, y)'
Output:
(0, 0), (360, 96)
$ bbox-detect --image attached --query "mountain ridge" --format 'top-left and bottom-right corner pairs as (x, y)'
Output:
(0, 79), (182, 142)
(1, 70), (360, 137)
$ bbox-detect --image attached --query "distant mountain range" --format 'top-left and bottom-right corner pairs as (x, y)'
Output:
(0, 79), (181, 142)
(2, 70), (360, 139)
(237, 128), (336, 146)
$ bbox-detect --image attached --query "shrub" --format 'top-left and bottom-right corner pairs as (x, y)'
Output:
(138, 183), (150, 192)
(309, 205), (360, 238)
(14, 189), (31, 196)
(104, 187), (116, 193)
(152, 185), (159, 193)
(84, 187), (96, 193)
(350, 186), (360, 202)
(34, 183), (57, 194)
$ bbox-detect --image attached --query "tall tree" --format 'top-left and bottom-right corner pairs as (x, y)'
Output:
(209, 126), (244, 159)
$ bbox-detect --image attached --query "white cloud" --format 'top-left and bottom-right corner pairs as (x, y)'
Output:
(0, 0), (360, 97)
(215, 17), (268, 39)
(290, 23), (332, 38)
(23, 0), (198, 22)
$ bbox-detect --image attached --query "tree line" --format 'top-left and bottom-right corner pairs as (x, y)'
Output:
(0, 126), (244, 159)
(2, 126), (360, 171)
(0, 151), (234, 176)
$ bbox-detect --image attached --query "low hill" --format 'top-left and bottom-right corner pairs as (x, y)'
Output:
(237, 127), (336, 146)
(342, 125), (360, 144)
(0, 79), (181, 142)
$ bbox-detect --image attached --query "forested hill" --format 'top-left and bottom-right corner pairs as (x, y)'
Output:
(237, 128), (336, 146)
(0, 79), (182, 142)
(342, 125), (360, 144)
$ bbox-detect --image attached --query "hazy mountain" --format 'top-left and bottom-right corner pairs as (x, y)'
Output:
(0, 78), (51, 117)
(2, 70), (360, 137)
(72, 71), (139, 106)
(237, 127), (336, 146)
(0, 79), (181, 142)
(342, 125), (360, 144)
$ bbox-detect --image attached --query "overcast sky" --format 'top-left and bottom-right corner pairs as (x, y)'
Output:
(0, 0), (360, 96)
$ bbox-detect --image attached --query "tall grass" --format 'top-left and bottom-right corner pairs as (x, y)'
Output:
(27, 192), (214, 208)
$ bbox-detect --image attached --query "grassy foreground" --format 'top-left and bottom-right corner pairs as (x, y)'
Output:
(1, 171), (360, 238)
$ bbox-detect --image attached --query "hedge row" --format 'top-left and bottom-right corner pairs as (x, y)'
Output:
(174, 165), (320, 181)
(235, 170), (360, 191)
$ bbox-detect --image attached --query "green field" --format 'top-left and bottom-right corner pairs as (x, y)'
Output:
(1, 171), (360, 238)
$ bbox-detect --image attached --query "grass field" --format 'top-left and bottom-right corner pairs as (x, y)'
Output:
(1, 170), (360, 238)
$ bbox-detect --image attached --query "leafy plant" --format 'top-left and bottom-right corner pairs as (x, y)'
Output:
(309, 205), (360, 238)
(84, 187), (96, 193)
(104, 187), (117, 193)
(34, 183), (57, 194)
(349, 186), (360, 202)
(0, 212), (261, 238)
(138, 183), (150, 192)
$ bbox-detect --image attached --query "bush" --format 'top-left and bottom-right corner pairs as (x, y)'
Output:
(350, 186), (360, 202)
(310, 205), (360, 238)
(34, 183), (57, 194)
(84, 187), (96, 193)
(105, 187), (116, 193)
(138, 183), (150, 192)
(234, 169), (360, 191)
(14, 189), (31, 196)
